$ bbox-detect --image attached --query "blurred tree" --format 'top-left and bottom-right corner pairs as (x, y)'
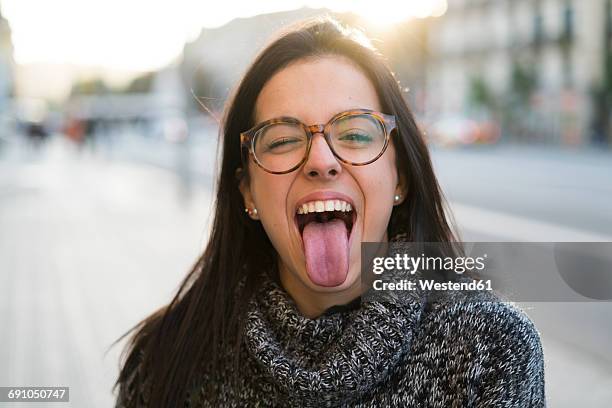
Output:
(69, 78), (109, 96)
(468, 76), (495, 109)
(510, 62), (538, 103)
(124, 72), (154, 93)
(500, 62), (539, 142)
(590, 1), (611, 145)
(558, 2), (575, 50)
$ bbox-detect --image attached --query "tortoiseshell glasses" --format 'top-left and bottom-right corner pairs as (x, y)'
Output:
(240, 109), (397, 174)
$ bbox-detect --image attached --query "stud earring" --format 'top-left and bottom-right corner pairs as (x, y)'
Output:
(244, 207), (258, 217)
(394, 194), (401, 203)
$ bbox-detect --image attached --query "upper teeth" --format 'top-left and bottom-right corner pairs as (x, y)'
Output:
(297, 200), (352, 214)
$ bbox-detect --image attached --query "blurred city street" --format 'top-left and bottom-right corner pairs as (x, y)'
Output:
(0, 0), (611, 406)
(0, 133), (214, 407)
(0, 128), (611, 407)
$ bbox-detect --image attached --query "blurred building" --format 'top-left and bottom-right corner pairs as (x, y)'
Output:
(426, 0), (612, 145)
(0, 7), (14, 111)
(180, 8), (430, 118)
(181, 8), (328, 115)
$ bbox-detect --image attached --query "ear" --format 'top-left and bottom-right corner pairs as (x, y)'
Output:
(393, 170), (408, 206)
(236, 167), (259, 220)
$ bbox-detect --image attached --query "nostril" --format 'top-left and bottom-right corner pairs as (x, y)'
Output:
(329, 169), (338, 176)
(308, 170), (318, 177)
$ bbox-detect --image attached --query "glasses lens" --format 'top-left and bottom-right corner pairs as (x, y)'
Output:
(329, 114), (387, 164)
(253, 123), (308, 172)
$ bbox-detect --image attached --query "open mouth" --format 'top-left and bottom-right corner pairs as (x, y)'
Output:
(293, 199), (357, 287)
(295, 200), (356, 240)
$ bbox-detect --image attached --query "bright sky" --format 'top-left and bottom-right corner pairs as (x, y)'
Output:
(2, 0), (447, 71)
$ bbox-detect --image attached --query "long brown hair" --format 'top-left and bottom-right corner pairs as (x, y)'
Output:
(114, 16), (456, 407)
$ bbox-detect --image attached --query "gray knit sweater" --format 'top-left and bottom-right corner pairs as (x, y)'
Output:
(117, 255), (546, 407)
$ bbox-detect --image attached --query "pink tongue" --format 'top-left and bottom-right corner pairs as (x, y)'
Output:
(302, 218), (349, 287)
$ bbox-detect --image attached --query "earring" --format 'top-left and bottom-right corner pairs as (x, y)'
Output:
(394, 194), (401, 203)
(244, 207), (258, 217)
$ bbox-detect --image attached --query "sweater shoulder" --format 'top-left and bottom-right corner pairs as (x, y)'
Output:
(411, 291), (546, 406)
(421, 290), (543, 354)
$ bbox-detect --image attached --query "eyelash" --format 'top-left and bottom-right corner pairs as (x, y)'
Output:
(339, 132), (372, 141)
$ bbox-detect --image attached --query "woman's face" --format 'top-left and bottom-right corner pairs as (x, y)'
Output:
(240, 56), (404, 310)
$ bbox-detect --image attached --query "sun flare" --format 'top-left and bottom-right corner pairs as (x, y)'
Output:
(324, 0), (448, 26)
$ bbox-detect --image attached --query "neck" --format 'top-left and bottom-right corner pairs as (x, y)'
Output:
(278, 261), (365, 319)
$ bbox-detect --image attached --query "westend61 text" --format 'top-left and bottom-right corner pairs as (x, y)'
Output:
(373, 279), (493, 291)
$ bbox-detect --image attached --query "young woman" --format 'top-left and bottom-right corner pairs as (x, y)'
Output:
(115, 18), (545, 407)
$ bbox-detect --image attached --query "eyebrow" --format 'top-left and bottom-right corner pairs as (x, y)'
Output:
(256, 107), (372, 124)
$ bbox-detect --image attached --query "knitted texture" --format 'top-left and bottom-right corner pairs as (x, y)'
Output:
(117, 247), (546, 407)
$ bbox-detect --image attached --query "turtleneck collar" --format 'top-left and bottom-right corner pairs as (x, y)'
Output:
(243, 242), (426, 406)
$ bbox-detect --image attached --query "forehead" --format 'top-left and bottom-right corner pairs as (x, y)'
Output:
(254, 56), (382, 124)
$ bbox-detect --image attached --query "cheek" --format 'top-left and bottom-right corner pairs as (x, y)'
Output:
(249, 169), (292, 234)
(367, 174), (396, 215)
(359, 156), (398, 237)
(365, 149), (398, 198)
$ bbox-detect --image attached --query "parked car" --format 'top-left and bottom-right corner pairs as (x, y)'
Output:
(425, 115), (500, 146)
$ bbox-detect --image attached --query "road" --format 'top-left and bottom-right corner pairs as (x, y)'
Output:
(431, 145), (612, 239)
(0, 136), (213, 407)
(0, 133), (611, 407)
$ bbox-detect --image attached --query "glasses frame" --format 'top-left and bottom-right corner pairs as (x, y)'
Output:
(240, 109), (397, 175)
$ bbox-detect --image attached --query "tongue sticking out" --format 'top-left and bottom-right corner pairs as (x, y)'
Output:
(302, 218), (349, 287)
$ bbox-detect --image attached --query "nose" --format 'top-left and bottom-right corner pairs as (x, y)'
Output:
(302, 132), (342, 179)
